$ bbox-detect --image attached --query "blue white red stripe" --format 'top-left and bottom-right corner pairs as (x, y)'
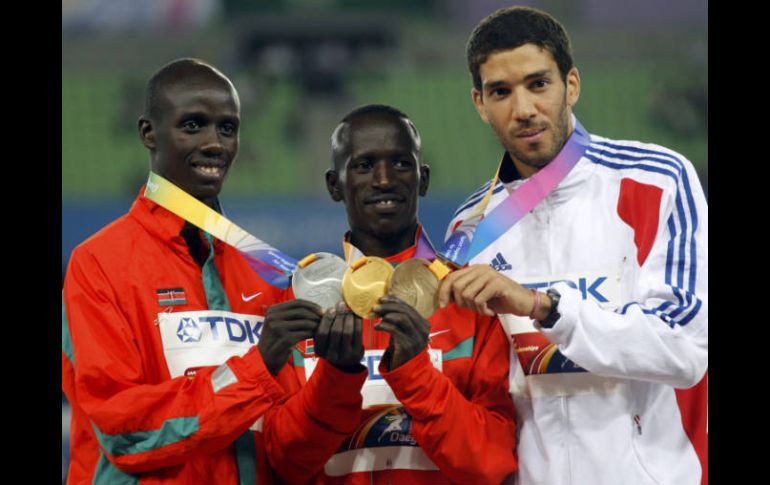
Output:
(452, 181), (505, 218)
(585, 139), (701, 327)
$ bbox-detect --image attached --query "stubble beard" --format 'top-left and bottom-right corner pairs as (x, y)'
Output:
(500, 98), (571, 172)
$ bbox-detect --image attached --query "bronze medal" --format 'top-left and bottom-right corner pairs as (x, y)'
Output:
(292, 252), (347, 310)
(342, 256), (394, 319)
(388, 258), (440, 318)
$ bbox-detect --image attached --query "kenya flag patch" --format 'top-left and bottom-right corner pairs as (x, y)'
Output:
(157, 288), (186, 306)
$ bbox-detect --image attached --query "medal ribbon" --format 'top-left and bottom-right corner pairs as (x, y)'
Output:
(144, 172), (298, 289)
(437, 119), (590, 269)
(342, 225), (437, 265)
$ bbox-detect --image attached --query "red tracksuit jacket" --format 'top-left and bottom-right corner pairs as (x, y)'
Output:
(62, 191), (314, 485)
(261, 235), (518, 484)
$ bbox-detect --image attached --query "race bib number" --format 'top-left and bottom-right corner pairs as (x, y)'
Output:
(304, 349), (443, 408)
(158, 310), (264, 378)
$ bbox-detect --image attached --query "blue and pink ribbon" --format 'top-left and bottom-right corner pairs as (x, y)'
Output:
(440, 120), (590, 266)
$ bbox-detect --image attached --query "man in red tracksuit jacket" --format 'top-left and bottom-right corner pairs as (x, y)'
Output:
(61, 58), (343, 485)
(260, 105), (518, 484)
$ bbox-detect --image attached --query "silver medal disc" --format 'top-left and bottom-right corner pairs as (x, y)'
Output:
(292, 252), (347, 310)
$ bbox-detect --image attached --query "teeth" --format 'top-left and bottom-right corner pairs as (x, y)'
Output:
(198, 166), (221, 175)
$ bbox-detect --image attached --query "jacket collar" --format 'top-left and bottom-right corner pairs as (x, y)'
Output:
(342, 224), (427, 265)
(128, 186), (226, 255)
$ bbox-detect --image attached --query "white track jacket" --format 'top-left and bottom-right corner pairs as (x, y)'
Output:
(446, 129), (708, 485)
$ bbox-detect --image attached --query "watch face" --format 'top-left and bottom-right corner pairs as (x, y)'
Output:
(542, 289), (561, 328)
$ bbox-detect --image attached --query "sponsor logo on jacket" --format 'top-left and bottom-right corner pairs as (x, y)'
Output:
(489, 252), (513, 272)
(523, 276), (610, 303)
(343, 406), (419, 450)
(175, 315), (263, 344)
(157, 310), (266, 379)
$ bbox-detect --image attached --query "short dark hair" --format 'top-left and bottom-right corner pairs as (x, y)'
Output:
(144, 58), (235, 121)
(466, 6), (574, 91)
(340, 104), (410, 124)
(331, 104), (421, 168)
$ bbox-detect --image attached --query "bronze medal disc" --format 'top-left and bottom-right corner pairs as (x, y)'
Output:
(388, 258), (440, 318)
(292, 252), (348, 310)
(342, 256), (394, 319)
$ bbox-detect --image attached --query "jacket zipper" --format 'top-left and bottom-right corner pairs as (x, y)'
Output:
(562, 395), (573, 485)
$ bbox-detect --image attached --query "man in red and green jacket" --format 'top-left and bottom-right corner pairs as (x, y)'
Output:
(260, 105), (518, 484)
(62, 58), (334, 485)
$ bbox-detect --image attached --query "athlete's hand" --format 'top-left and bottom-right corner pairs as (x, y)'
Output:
(372, 296), (430, 370)
(258, 299), (323, 375)
(437, 264), (535, 317)
(314, 301), (365, 373)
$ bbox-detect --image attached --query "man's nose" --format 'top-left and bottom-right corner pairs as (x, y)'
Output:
(511, 89), (537, 121)
(199, 127), (225, 155)
(372, 160), (395, 188)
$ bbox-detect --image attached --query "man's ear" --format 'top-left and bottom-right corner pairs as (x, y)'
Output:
(138, 117), (156, 150)
(471, 88), (489, 123)
(418, 164), (430, 197)
(325, 169), (343, 202)
(565, 66), (581, 108)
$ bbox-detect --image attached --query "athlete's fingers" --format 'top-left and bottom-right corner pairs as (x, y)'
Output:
(267, 299), (323, 316)
(325, 313), (346, 363)
(373, 320), (410, 342)
(313, 308), (336, 357)
(267, 306), (324, 323)
(266, 319), (321, 333)
(351, 316), (363, 356)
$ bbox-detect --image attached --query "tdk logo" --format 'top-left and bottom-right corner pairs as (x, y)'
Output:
(525, 277), (609, 303)
(176, 316), (263, 344)
(489, 252), (512, 272)
(365, 354), (384, 381)
(177, 318), (202, 343)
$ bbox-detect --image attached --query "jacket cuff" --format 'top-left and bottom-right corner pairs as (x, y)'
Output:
(301, 358), (366, 429)
(536, 281), (580, 343)
(379, 350), (438, 419)
(227, 346), (287, 403)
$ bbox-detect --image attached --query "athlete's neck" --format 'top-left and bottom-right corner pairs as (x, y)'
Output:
(350, 224), (418, 258)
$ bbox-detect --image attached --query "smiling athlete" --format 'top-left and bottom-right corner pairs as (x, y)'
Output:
(259, 105), (517, 485)
(62, 58), (322, 485)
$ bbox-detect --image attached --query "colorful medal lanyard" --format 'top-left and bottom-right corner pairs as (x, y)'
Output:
(144, 172), (298, 289)
(342, 226), (438, 266)
(429, 119), (591, 279)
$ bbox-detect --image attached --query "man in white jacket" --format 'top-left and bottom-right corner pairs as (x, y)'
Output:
(437, 6), (707, 485)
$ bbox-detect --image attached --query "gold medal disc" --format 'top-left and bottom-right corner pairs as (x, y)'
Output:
(388, 258), (440, 318)
(342, 256), (394, 319)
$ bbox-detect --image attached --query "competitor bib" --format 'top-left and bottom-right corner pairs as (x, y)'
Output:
(157, 310), (264, 378)
(303, 349), (443, 408)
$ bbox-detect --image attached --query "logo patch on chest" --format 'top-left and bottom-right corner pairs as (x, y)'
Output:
(157, 288), (186, 306)
(158, 310), (265, 378)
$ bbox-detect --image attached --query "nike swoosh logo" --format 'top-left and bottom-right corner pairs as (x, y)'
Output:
(241, 291), (263, 302)
(428, 329), (451, 338)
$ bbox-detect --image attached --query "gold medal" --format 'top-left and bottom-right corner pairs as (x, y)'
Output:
(388, 258), (441, 318)
(342, 256), (394, 319)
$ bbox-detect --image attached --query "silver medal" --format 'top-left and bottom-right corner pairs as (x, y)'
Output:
(292, 252), (347, 310)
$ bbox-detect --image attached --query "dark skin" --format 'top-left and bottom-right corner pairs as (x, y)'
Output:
(259, 300), (324, 375)
(313, 301), (365, 372)
(139, 75), (240, 209)
(324, 112), (433, 370)
(138, 65), (322, 375)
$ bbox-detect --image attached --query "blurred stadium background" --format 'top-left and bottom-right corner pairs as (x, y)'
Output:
(62, 0), (707, 481)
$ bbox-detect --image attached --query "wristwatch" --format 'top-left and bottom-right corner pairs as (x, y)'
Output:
(539, 289), (561, 329)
